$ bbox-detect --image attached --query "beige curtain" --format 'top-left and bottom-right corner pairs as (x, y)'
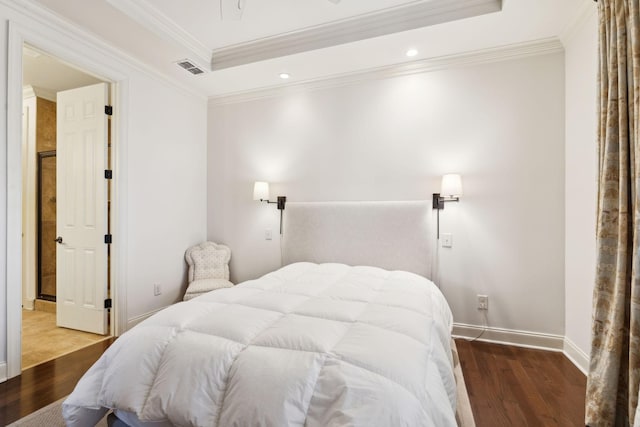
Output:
(586, 1), (640, 425)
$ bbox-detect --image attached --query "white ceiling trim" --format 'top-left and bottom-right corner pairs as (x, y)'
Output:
(23, 84), (37, 99)
(208, 37), (563, 106)
(3, 0), (206, 100)
(23, 85), (56, 102)
(212, 0), (502, 70)
(106, 0), (212, 70)
(559, 0), (597, 46)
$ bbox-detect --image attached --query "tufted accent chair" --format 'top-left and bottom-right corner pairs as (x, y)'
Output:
(183, 241), (233, 301)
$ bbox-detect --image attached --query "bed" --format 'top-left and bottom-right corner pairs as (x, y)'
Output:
(62, 201), (458, 426)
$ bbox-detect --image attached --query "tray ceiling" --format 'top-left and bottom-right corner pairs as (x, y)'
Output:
(30, 0), (590, 98)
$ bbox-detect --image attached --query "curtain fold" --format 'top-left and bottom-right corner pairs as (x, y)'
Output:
(587, 1), (640, 425)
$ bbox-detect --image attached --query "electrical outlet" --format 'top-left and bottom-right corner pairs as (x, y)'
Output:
(154, 283), (162, 296)
(477, 294), (488, 310)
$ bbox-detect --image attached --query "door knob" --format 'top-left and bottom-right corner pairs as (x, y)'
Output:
(54, 236), (63, 244)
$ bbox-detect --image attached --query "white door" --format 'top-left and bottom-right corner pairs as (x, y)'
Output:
(56, 83), (109, 335)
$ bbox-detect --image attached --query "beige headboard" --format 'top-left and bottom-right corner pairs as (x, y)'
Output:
(281, 201), (431, 278)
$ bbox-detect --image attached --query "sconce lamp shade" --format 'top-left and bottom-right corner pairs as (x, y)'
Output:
(441, 174), (463, 198)
(253, 181), (270, 201)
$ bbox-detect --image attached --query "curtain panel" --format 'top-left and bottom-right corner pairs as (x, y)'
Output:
(587, 0), (640, 425)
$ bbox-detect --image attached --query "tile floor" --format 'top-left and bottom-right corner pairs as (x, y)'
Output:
(22, 309), (111, 370)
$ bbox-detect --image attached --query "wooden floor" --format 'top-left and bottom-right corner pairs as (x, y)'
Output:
(0, 339), (114, 426)
(456, 339), (587, 426)
(22, 309), (111, 369)
(0, 338), (586, 426)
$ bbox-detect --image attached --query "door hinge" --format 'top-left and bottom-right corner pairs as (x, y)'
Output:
(105, 170), (113, 179)
(104, 298), (112, 309)
(105, 105), (113, 116)
(104, 234), (113, 244)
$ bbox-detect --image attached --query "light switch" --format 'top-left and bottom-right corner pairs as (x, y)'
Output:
(441, 233), (453, 248)
(265, 229), (273, 240)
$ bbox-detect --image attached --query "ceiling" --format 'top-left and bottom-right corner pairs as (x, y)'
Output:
(23, 45), (103, 94)
(30, 0), (590, 99)
(150, 0), (429, 50)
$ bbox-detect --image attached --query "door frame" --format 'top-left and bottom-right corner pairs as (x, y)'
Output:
(36, 149), (56, 302)
(6, 20), (129, 379)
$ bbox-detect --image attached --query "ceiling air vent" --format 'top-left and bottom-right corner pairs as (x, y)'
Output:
(176, 59), (206, 75)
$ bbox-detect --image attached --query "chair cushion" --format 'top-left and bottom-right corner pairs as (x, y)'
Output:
(186, 278), (234, 294)
(183, 279), (234, 301)
(185, 242), (231, 283)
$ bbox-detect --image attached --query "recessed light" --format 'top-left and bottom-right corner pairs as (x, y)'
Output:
(279, 73), (290, 79)
(406, 48), (418, 57)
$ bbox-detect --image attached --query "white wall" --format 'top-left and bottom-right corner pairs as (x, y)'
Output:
(208, 52), (566, 337)
(563, 7), (598, 367)
(124, 74), (208, 321)
(0, 9), (8, 381)
(21, 93), (37, 311)
(0, 1), (208, 379)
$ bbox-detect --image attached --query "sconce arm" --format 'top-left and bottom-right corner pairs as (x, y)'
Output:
(260, 196), (286, 210)
(259, 196), (287, 235)
(432, 193), (459, 210)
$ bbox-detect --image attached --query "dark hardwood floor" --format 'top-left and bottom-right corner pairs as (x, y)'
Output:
(456, 339), (587, 427)
(0, 338), (586, 426)
(0, 338), (114, 426)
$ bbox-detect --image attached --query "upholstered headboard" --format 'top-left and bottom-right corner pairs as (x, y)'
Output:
(281, 201), (431, 278)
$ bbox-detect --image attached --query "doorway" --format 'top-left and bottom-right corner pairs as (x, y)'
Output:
(6, 22), (128, 381)
(20, 44), (113, 369)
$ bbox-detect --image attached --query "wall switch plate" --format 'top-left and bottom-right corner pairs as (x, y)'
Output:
(441, 233), (453, 248)
(265, 229), (273, 240)
(154, 283), (161, 296)
(477, 294), (488, 310)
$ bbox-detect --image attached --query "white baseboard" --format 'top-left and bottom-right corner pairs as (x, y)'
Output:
(0, 361), (7, 383)
(453, 323), (590, 376)
(453, 322), (564, 352)
(563, 337), (590, 375)
(126, 306), (167, 330)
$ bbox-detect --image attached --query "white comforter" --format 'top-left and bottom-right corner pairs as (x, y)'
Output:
(63, 262), (456, 427)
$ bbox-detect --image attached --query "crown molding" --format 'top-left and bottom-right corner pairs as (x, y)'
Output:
(22, 84), (36, 99)
(106, 0), (211, 70)
(209, 37), (563, 106)
(559, 0), (597, 46)
(103, 0), (502, 72)
(212, 0), (502, 70)
(22, 85), (56, 102)
(0, 0), (206, 101)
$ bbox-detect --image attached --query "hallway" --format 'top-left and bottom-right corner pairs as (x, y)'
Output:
(22, 309), (110, 370)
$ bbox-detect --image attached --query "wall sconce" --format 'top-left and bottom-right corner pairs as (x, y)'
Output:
(432, 174), (463, 239)
(253, 181), (287, 233)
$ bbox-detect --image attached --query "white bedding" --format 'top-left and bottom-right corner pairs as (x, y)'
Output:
(63, 262), (456, 427)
